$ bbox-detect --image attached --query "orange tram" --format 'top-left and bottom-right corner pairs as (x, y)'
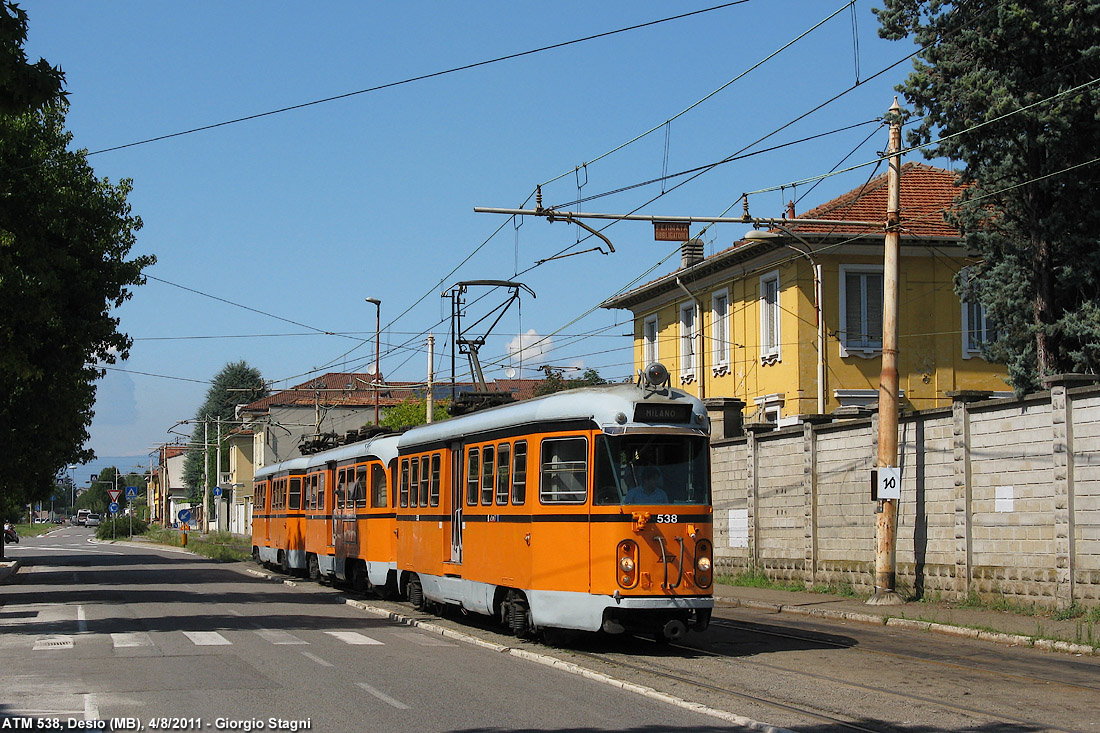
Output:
(252, 365), (714, 641)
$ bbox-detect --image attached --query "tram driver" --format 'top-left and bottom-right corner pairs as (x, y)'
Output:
(625, 466), (669, 505)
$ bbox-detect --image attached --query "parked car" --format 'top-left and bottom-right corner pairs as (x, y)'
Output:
(85, 513), (101, 527)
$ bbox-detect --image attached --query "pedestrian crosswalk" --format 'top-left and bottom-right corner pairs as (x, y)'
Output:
(12, 626), (443, 651)
(1, 603), (455, 652)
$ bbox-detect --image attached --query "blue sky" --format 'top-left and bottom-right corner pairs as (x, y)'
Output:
(24, 1), (927, 475)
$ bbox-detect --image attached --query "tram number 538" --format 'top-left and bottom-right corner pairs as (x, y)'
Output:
(656, 514), (678, 524)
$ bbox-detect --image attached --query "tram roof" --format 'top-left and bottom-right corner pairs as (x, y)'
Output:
(255, 433), (401, 479)
(399, 382), (707, 449)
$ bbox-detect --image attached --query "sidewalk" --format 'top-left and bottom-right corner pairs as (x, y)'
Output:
(713, 582), (1099, 656)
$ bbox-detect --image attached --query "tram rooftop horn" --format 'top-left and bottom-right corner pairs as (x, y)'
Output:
(639, 362), (671, 390)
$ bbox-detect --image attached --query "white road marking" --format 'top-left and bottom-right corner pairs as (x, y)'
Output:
(182, 631), (231, 646)
(77, 606), (87, 633)
(111, 632), (154, 648)
(301, 651), (333, 667)
(83, 693), (99, 720)
(325, 631), (383, 645)
(255, 629), (308, 645)
(356, 682), (409, 709)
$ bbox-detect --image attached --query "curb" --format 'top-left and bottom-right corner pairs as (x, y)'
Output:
(715, 596), (1098, 657)
(340, 595), (796, 733)
(0, 560), (21, 583)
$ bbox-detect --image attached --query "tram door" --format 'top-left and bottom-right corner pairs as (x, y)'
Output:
(333, 467), (356, 577)
(450, 443), (463, 564)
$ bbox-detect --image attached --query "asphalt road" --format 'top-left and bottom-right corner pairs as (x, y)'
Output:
(0, 528), (741, 733)
(6, 529), (1100, 732)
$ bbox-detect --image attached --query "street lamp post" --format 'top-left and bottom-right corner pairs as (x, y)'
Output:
(365, 297), (382, 426)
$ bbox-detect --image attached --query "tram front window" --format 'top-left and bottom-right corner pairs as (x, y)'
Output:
(594, 434), (709, 506)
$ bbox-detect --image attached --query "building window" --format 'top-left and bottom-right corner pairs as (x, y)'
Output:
(960, 269), (996, 357)
(711, 289), (730, 376)
(759, 272), (780, 363)
(679, 302), (696, 382)
(643, 315), (659, 365)
(838, 265), (884, 356)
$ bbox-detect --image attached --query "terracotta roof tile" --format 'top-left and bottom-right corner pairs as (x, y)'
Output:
(787, 162), (964, 238)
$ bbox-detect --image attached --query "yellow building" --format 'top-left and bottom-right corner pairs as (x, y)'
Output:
(600, 164), (1010, 424)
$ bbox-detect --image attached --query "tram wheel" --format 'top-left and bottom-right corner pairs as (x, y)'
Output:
(252, 547), (260, 563)
(278, 551), (290, 575)
(408, 576), (425, 610)
(508, 592), (530, 638)
(307, 555), (320, 581)
(350, 563), (368, 593)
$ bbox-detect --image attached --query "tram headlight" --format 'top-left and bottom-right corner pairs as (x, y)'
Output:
(616, 540), (639, 589)
(694, 539), (713, 589)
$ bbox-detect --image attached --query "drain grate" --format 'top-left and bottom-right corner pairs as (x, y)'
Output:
(33, 636), (74, 650)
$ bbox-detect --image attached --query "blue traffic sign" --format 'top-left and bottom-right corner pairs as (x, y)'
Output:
(109, 501), (120, 514)
(125, 486), (138, 500)
(177, 508), (192, 523)
(213, 486), (222, 498)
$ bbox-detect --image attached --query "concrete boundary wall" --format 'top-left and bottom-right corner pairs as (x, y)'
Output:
(709, 382), (1100, 608)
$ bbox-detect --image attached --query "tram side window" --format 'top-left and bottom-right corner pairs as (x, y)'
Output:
(429, 454), (441, 507)
(409, 457), (420, 508)
(371, 463), (388, 508)
(289, 478), (302, 510)
(415, 453), (424, 506)
(399, 460), (410, 508)
(335, 469), (347, 510)
(317, 473), (325, 511)
(481, 446), (495, 505)
(496, 443), (511, 505)
(466, 448), (480, 506)
(540, 437), (588, 504)
(512, 441), (527, 505)
(355, 466), (368, 508)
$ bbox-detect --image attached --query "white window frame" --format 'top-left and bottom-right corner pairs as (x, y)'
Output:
(960, 268), (994, 359)
(679, 302), (697, 382)
(838, 264), (884, 358)
(759, 271), (781, 364)
(753, 393), (785, 425)
(711, 288), (730, 376)
(643, 315), (659, 366)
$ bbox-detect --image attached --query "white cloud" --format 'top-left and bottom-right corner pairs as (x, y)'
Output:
(506, 329), (553, 367)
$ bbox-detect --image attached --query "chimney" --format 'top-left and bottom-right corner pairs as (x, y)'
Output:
(680, 238), (704, 269)
(786, 201), (796, 219)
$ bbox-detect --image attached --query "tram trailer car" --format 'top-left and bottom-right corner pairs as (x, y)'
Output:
(253, 434), (401, 594)
(395, 365), (713, 641)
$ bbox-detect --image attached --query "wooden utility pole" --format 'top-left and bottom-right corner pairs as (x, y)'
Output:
(870, 98), (905, 605)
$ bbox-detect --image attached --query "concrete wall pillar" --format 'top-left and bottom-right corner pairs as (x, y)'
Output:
(951, 396), (974, 599)
(1050, 384), (1076, 608)
(803, 421), (818, 585)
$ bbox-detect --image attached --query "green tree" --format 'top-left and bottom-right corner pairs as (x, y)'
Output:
(182, 361), (267, 503)
(534, 368), (609, 396)
(380, 398), (451, 430)
(1, 2), (153, 529)
(876, 0), (1100, 392)
(0, 1), (64, 114)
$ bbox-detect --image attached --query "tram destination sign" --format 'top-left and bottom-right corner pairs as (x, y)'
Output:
(634, 403), (693, 424)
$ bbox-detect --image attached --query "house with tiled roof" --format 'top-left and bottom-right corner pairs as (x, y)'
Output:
(240, 372), (541, 466)
(600, 163), (1010, 426)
